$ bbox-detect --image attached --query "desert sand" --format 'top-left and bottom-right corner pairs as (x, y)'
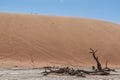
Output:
(0, 13), (120, 68)
(0, 68), (119, 80)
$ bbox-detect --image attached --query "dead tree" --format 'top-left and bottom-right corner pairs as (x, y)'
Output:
(89, 48), (102, 71)
(42, 66), (86, 77)
(103, 60), (116, 72)
(105, 60), (108, 69)
(41, 49), (117, 77)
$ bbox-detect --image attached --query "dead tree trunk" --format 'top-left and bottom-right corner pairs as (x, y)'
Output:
(105, 60), (108, 69)
(89, 48), (102, 71)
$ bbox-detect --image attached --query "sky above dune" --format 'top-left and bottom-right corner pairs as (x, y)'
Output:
(0, 0), (120, 24)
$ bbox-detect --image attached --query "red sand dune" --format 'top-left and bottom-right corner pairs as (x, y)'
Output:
(0, 13), (120, 68)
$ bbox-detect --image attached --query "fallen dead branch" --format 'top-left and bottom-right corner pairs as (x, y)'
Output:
(42, 66), (86, 77)
(41, 48), (116, 77)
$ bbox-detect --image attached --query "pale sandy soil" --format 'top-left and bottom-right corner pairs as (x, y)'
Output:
(0, 68), (119, 80)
